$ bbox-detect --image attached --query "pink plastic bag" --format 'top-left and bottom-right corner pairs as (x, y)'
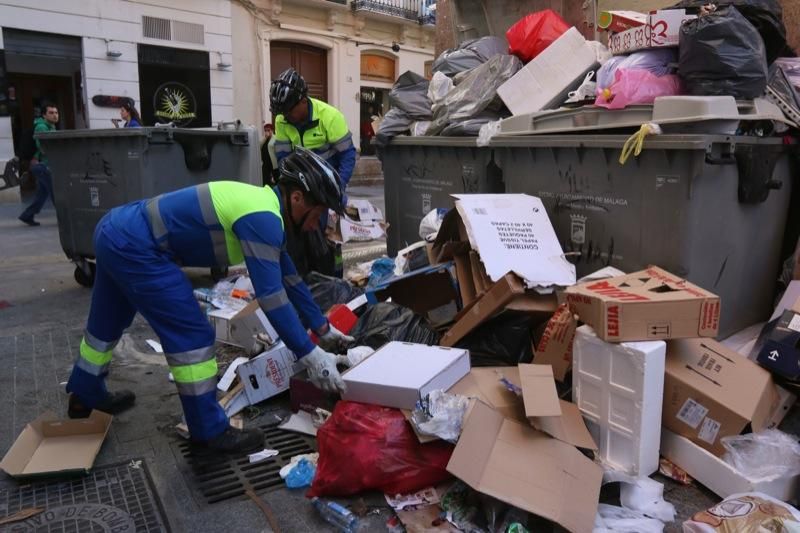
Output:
(595, 69), (683, 110)
(506, 10), (570, 63)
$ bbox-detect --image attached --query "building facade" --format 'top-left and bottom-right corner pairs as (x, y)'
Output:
(232, 0), (435, 155)
(0, 0), (435, 169)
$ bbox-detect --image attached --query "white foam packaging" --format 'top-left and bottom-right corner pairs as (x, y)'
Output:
(661, 429), (800, 503)
(497, 27), (597, 116)
(572, 325), (666, 477)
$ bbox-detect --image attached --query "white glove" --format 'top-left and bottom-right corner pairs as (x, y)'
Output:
(301, 346), (347, 394)
(317, 323), (355, 353)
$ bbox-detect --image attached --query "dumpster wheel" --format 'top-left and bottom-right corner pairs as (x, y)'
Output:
(74, 262), (96, 288)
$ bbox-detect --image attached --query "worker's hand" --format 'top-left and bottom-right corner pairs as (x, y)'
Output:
(301, 347), (347, 395)
(317, 323), (354, 353)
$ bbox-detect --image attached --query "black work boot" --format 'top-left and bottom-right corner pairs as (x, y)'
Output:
(201, 427), (264, 453)
(68, 390), (136, 419)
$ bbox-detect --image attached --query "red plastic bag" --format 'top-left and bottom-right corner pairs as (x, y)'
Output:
(308, 401), (454, 497)
(595, 69), (683, 110)
(506, 10), (570, 63)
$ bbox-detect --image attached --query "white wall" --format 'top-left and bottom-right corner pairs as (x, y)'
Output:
(0, 0), (234, 129)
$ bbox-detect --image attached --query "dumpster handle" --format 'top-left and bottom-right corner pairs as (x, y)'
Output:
(228, 133), (250, 146)
(147, 129), (175, 144)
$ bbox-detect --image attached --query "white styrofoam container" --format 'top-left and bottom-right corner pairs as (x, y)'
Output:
(497, 27), (597, 116)
(342, 342), (470, 409)
(572, 325), (666, 476)
(661, 429), (800, 503)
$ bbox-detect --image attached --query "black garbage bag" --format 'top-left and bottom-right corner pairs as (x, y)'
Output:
(433, 36), (509, 77)
(439, 111), (507, 136)
(388, 71), (432, 120)
(678, 7), (768, 99)
(375, 108), (413, 147)
(426, 54), (521, 136)
(455, 311), (539, 367)
(350, 302), (440, 349)
(671, 0), (792, 62)
(304, 272), (364, 314)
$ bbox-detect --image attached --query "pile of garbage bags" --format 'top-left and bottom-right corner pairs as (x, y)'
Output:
(376, 36), (523, 145)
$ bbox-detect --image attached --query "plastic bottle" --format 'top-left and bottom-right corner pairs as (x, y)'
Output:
(311, 497), (360, 532)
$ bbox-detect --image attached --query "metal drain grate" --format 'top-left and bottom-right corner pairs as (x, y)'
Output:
(172, 420), (316, 505)
(0, 460), (169, 532)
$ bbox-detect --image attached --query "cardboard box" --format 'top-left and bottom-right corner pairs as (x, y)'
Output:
(447, 401), (603, 533)
(597, 10), (647, 32)
(564, 266), (720, 342)
(661, 428), (800, 503)
(441, 273), (526, 347)
(0, 411), (112, 478)
(533, 303), (577, 382)
(236, 342), (302, 406)
(367, 262), (460, 327)
(451, 194), (575, 290)
(448, 366), (527, 423)
(329, 213), (387, 243)
(342, 342), (471, 409)
(519, 364), (597, 450)
(663, 338), (778, 457)
(756, 309), (800, 380)
(498, 27), (598, 116)
(573, 326), (666, 476)
(209, 300), (279, 354)
(608, 9), (696, 54)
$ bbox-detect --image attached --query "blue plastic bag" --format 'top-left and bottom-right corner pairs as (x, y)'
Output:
(286, 459), (316, 489)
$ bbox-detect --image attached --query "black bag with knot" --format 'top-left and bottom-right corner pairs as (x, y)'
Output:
(678, 6), (768, 99)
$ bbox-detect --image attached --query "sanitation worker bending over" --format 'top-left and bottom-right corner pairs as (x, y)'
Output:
(65, 148), (353, 453)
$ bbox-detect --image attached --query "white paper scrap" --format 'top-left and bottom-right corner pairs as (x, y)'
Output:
(248, 448), (279, 464)
(145, 339), (163, 353)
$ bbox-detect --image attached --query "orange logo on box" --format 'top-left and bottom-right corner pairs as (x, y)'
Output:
(586, 281), (650, 302)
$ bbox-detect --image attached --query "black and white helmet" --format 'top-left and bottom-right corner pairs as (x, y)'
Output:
(269, 68), (308, 115)
(278, 147), (344, 214)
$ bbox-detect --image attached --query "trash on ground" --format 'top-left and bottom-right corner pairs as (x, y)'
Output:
(248, 448), (279, 464)
(532, 303), (577, 381)
(0, 508), (45, 526)
(682, 492), (800, 532)
(233, 342), (302, 411)
(663, 338), (785, 457)
(209, 299), (279, 355)
(661, 428), (800, 502)
(410, 390), (470, 443)
(0, 410), (112, 478)
(456, 310), (540, 367)
(564, 266), (720, 342)
(447, 400), (603, 533)
(349, 302), (441, 349)
(658, 458), (693, 486)
(721, 429), (800, 480)
(306, 272), (365, 314)
(309, 401), (453, 497)
(145, 339), (163, 353)
(342, 342), (470, 410)
(593, 503), (666, 533)
(278, 410), (318, 437)
(217, 356), (248, 392)
(519, 363), (597, 450)
(335, 346), (374, 368)
(603, 470), (675, 524)
(285, 458), (316, 488)
(279, 452), (319, 480)
(367, 262), (459, 327)
(311, 497), (360, 533)
(385, 486), (441, 511)
(573, 325), (665, 476)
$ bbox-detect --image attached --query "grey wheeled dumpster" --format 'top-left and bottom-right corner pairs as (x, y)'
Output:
(492, 134), (796, 338)
(37, 124), (260, 286)
(379, 136), (503, 256)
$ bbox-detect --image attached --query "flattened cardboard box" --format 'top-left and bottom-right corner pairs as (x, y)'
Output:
(663, 338), (779, 457)
(564, 266), (720, 342)
(0, 411), (112, 478)
(447, 401), (603, 533)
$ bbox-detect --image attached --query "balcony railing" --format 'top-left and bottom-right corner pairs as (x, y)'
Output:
(351, 0), (436, 25)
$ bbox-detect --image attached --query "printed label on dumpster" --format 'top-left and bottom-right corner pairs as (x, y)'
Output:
(89, 187), (100, 207)
(698, 416), (721, 444)
(676, 398), (708, 429)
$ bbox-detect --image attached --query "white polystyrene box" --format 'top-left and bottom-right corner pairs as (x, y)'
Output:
(497, 27), (597, 116)
(572, 325), (666, 476)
